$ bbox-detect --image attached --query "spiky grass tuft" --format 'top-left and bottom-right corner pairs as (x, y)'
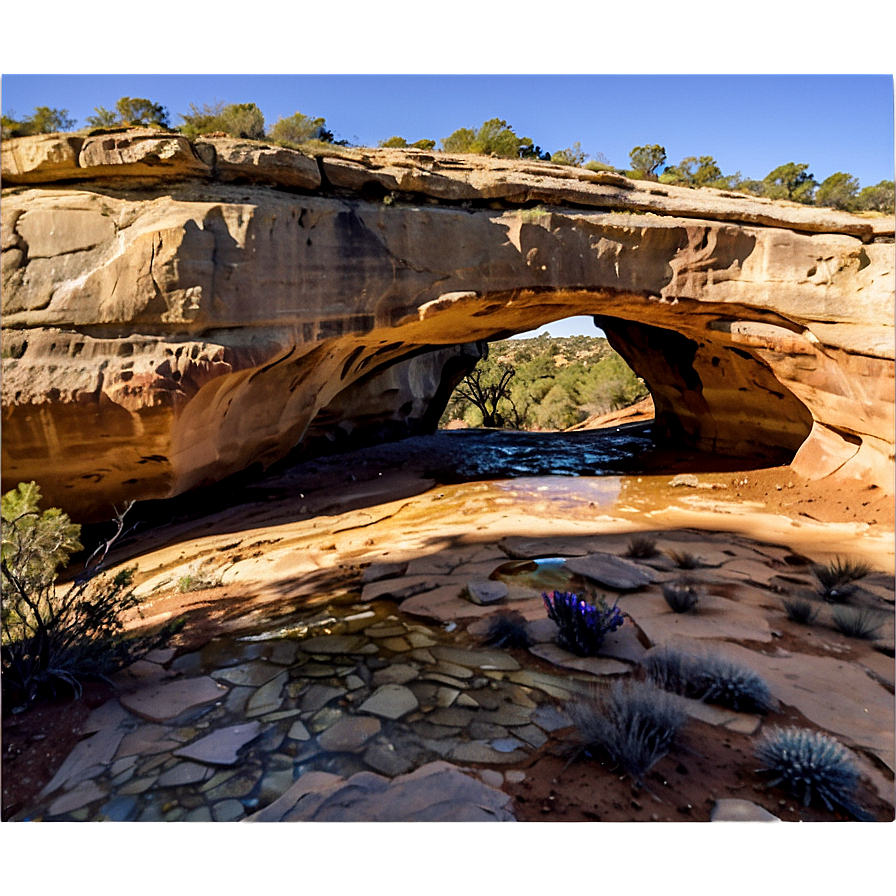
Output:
(624, 535), (660, 559)
(831, 606), (884, 640)
(481, 609), (532, 649)
(662, 580), (701, 613)
(812, 556), (873, 602)
(667, 549), (703, 570)
(781, 596), (820, 625)
(646, 647), (774, 714)
(565, 680), (687, 781)
(755, 726), (868, 818)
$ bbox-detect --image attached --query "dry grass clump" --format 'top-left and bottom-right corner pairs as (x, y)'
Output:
(565, 680), (686, 781)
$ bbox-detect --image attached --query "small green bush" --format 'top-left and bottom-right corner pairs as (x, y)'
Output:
(1, 482), (180, 707)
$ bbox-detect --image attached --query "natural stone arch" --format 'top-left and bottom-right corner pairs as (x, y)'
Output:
(2, 134), (892, 520)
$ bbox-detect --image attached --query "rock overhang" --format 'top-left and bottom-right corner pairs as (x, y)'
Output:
(2, 130), (894, 520)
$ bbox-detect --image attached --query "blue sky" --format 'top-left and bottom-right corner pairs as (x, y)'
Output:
(3, 73), (893, 188)
(0, 0), (894, 344)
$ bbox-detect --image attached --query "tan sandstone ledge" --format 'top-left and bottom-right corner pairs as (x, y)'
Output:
(2, 130), (894, 520)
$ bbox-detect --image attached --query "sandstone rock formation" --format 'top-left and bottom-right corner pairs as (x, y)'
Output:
(2, 131), (893, 520)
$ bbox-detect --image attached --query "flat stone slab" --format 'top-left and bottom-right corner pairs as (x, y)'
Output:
(211, 661), (285, 687)
(361, 561), (409, 584)
(115, 724), (181, 759)
(564, 553), (657, 590)
(401, 585), (495, 623)
(450, 742), (528, 764)
(288, 720), (312, 741)
(531, 704), (570, 732)
(246, 671), (288, 717)
(507, 669), (595, 699)
(372, 663), (419, 686)
(300, 683), (346, 712)
(707, 643), (896, 772)
(317, 716), (382, 753)
(41, 727), (126, 796)
(246, 761), (515, 822)
(174, 722), (262, 766)
(528, 643), (632, 677)
(81, 699), (134, 734)
(711, 799), (780, 822)
(47, 780), (106, 817)
(157, 761), (213, 787)
(465, 581), (508, 605)
(119, 676), (229, 724)
(358, 684), (419, 720)
(429, 645), (520, 671)
(499, 537), (592, 559)
(622, 592), (773, 644)
(361, 575), (457, 603)
(296, 635), (367, 655)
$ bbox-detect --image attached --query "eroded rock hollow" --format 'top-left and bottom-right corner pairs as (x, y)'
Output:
(2, 130), (894, 520)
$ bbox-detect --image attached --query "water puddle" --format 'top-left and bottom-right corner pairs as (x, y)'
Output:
(433, 428), (653, 481)
(491, 557), (583, 593)
(493, 475), (623, 512)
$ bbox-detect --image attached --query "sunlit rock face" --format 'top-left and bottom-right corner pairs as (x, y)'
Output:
(2, 132), (893, 519)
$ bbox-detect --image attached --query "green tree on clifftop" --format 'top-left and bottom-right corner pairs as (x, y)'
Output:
(87, 97), (170, 129)
(268, 111), (333, 145)
(628, 144), (667, 180)
(855, 180), (895, 214)
(762, 162), (817, 203)
(1, 107), (75, 138)
(814, 172), (860, 211)
(441, 119), (549, 159)
(379, 136), (436, 150)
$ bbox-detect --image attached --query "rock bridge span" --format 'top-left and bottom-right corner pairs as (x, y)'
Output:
(2, 131), (893, 520)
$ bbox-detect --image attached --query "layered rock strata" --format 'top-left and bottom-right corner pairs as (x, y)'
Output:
(2, 131), (894, 520)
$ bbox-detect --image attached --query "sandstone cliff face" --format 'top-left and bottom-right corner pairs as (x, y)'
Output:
(2, 132), (894, 520)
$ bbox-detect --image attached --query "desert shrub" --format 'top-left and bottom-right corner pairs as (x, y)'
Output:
(543, 590), (624, 656)
(646, 647), (773, 713)
(831, 606), (885, 640)
(481, 609), (532, 649)
(781, 596), (820, 625)
(1, 482), (180, 707)
(755, 726), (868, 818)
(565, 680), (686, 780)
(667, 549), (703, 570)
(623, 535), (659, 559)
(812, 556), (872, 602)
(662, 580), (701, 613)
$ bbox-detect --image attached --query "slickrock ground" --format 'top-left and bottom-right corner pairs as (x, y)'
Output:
(3, 430), (893, 823)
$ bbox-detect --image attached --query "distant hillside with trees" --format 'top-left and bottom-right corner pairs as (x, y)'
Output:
(3, 102), (892, 215)
(440, 334), (649, 431)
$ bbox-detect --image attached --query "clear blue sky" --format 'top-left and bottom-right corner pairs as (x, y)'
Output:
(0, 0), (894, 335)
